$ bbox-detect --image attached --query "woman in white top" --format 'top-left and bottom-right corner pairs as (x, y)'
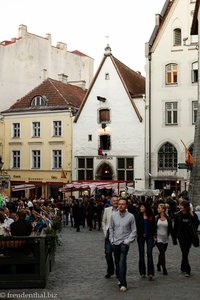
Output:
(155, 203), (174, 275)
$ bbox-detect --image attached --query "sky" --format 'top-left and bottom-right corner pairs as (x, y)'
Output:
(0, 0), (165, 75)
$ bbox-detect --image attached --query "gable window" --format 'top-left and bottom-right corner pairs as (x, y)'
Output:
(77, 157), (93, 180)
(12, 123), (20, 138)
(100, 135), (111, 150)
(32, 122), (40, 137)
(32, 150), (41, 169)
(165, 64), (178, 85)
(52, 150), (62, 169)
(31, 96), (47, 107)
(192, 61), (198, 83)
(173, 28), (182, 46)
(12, 150), (20, 168)
(105, 73), (110, 80)
(165, 102), (178, 125)
(53, 121), (62, 137)
(158, 142), (177, 170)
(117, 157), (134, 180)
(192, 101), (198, 124)
(99, 109), (110, 123)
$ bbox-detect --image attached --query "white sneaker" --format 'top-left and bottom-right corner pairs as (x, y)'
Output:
(120, 286), (127, 292)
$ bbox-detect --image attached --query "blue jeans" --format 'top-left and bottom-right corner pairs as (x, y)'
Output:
(113, 243), (129, 287)
(104, 238), (114, 276)
(137, 236), (154, 276)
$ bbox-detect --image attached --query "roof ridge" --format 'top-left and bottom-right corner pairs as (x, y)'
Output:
(48, 78), (69, 105)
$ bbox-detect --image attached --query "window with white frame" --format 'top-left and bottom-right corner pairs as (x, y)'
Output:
(12, 150), (20, 168)
(117, 157), (134, 181)
(191, 61), (198, 83)
(53, 121), (62, 137)
(77, 157), (93, 180)
(192, 101), (198, 124)
(31, 96), (46, 107)
(32, 150), (41, 169)
(173, 28), (182, 46)
(165, 102), (178, 125)
(52, 150), (62, 169)
(12, 123), (20, 138)
(158, 142), (177, 170)
(165, 64), (178, 85)
(32, 122), (40, 137)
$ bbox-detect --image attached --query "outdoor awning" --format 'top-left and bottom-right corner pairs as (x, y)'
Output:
(59, 181), (133, 193)
(11, 184), (36, 192)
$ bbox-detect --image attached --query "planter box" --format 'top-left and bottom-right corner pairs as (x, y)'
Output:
(0, 235), (55, 288)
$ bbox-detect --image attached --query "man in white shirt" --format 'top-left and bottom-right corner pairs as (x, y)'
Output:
(102, 196), (119, 278)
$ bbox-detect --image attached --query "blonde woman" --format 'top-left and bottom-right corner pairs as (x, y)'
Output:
(155, 203), (174, 275)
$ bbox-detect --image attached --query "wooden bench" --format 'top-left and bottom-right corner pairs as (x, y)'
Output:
(0, 234), (56, 288)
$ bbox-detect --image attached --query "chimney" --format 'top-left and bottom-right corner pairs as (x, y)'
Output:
(155, 14), (161, 26)
(45, 33), (52, 44)
(56, 42), (67, 51)
(58, 73), (68, 84)
(18, 24), (27, 38)
(68, 80), (86, 90)
(42, 69), (48, 81)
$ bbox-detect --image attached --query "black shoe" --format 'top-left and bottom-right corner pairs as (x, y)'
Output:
(105, 273), (114, 279)
(148, 275), (154, 281)
(163, 268), (168, 275)
(157, 264), (161, 272)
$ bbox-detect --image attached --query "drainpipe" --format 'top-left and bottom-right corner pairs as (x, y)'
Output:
(148, 52), (152, 189)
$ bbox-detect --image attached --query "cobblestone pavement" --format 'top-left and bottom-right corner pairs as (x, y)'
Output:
(2, 225), (200, 300)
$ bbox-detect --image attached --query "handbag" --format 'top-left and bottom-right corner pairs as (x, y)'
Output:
(189, 216), (199, 248)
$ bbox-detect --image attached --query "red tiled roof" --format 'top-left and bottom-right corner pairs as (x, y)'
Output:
(112, 56), (145, 97)
(71, 50), (88, 57)
(2, 78), (86, 113)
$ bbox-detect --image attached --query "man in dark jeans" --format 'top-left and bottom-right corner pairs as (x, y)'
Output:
(109, 199), (137, 292)
(102, 196), (119, 278)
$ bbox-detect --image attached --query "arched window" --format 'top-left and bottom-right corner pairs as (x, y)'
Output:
(173, 28), (182, 46)
(165, 63), (178, 85)
(191, 61), (198, 83)
(158, 142), (177, 170)
(31, 96), (47, 107)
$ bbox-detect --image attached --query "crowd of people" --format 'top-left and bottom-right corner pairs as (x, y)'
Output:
(101, 193), (200, 292)
(0, 197), (62, 237)
(0, 192), (199, 293)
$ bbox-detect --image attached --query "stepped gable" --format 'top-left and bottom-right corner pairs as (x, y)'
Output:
(3, 78), (86, 113)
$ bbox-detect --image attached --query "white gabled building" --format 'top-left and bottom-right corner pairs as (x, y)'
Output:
(73, 46), (146, 194)
(0, 24), (94, 112)
(145, 0), (198, 196)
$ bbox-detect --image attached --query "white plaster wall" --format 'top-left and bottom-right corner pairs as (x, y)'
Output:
(0, 25), (94, 111)
(73, 56), (145, 189)
(146, 0), (197, 188)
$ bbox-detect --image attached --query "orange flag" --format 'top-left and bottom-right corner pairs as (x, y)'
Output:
(180, 140), (194, 165)
(61, 169), (67, 179)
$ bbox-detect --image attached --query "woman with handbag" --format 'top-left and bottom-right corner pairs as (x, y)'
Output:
(173, 199), (199, 277)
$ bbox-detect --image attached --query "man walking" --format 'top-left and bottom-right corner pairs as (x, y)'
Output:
(102, 196), (119, 278)
(109, 198), (137, 292)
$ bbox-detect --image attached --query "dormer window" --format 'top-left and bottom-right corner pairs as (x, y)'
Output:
(31, 96), (47, 107)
